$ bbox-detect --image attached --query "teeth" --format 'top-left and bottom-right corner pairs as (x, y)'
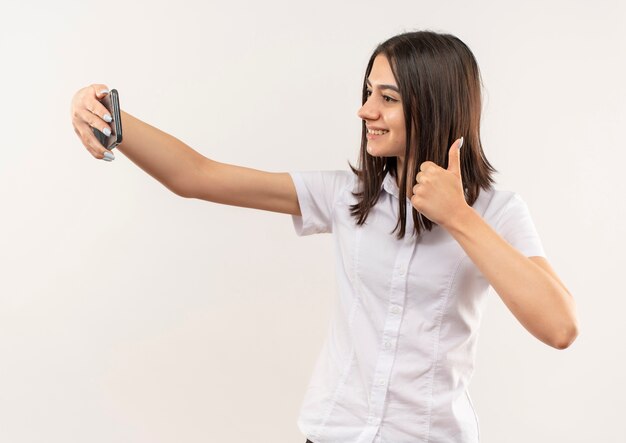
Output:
(368, 129), (389, 135)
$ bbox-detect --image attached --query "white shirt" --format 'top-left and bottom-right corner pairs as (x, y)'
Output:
(289, 170), (546, 443)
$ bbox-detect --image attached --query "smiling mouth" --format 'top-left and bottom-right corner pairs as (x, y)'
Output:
(367, 130), (389, 139)
(367, 129), (389, 135)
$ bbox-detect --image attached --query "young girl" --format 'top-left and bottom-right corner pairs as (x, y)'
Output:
(71, 30), (578, 443)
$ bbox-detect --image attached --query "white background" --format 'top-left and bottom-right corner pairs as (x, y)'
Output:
(1, 0), (624, 442)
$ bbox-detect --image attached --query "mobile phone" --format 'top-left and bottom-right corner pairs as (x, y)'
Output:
(93, 88), (123, 150)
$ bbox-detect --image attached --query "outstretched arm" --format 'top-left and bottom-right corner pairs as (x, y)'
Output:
(71, 84), (301, 216)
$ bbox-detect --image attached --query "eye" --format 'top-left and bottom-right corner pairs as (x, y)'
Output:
(366, 89), (397, 103)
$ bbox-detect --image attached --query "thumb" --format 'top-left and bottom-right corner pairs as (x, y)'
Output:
(92, 84), (110, 98)
(447, 137), (463, 175)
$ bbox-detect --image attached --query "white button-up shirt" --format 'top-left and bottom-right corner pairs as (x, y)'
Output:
(289, 170), (546, 443)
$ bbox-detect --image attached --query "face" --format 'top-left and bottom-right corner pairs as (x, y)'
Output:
(357, 54), (407, 162)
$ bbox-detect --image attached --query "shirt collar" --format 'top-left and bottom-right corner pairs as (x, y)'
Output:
(382, 172), (402, 200)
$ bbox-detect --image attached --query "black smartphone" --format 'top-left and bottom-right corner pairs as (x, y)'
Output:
(93, 88), (123, 150)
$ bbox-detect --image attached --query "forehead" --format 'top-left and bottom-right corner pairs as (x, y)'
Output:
(368, 54), (396, 84)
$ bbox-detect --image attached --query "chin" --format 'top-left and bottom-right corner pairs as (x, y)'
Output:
(367, 145), (391, 157)
(367, 146), (401, 158)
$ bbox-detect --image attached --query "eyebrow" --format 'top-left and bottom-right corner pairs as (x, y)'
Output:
(366, 78), (400, 93)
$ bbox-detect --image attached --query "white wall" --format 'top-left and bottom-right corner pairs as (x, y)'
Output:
(0, 0), (624, 441)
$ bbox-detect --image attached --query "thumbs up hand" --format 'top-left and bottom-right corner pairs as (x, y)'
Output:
(409, 137), (469, 229)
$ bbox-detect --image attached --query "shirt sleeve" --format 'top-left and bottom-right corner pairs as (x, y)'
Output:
(494, 193), (547, 258)
(288, 170), (351, 236)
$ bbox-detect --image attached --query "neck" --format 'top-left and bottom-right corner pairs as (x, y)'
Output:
(395, 155), (414, 199)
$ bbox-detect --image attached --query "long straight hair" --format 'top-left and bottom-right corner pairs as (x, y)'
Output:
(348, 30), (498, 240)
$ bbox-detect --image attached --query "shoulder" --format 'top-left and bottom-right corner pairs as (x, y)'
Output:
(290, 169), (353, 185)
(289, 169), (356, 203)
(477, 186), (527, 224)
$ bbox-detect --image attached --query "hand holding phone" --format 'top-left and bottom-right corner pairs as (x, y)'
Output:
(92, 89), (123, 150)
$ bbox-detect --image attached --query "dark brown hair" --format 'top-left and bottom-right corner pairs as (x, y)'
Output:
(348, 30), (498, 239)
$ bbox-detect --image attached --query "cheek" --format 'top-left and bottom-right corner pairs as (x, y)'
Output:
(392, 129), (405, 143)
(391, 125), (406, 145)
(390, 112), (405, 133)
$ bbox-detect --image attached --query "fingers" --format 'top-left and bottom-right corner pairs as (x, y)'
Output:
(92, 84), (111, 100)
(80, 109), (114, 159)
(87, 85), (114, 125)
(74, 114), (113, 160)
(71, 84), (116, 161)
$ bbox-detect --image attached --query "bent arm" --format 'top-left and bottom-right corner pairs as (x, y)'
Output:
(116, 110), (301, 216)
(444, 206), (579, 350)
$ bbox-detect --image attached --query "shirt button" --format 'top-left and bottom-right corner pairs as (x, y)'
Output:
(391, 305), (401, 314)
(377, 379), (385, 386)
(383, 341), (392, 350)
(399, 266), (406, 275)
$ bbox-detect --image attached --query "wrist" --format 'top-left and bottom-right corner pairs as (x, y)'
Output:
(443, 203), (474, 233)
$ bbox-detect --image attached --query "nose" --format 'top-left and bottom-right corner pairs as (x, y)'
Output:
(357, 97), (379, 122)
